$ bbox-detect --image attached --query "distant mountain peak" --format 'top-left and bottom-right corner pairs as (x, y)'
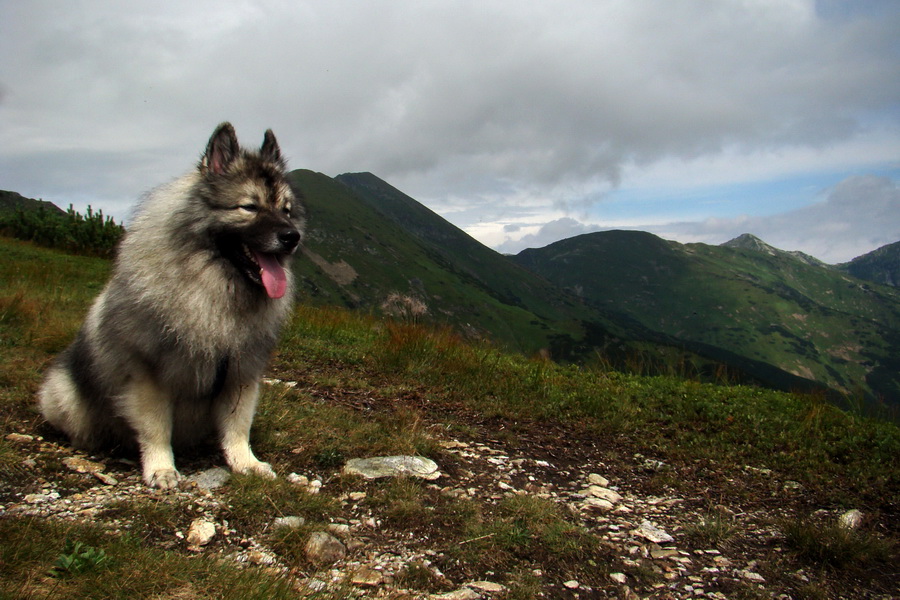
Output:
(722, 233), (778, 255)
(721, 233), (826, 267)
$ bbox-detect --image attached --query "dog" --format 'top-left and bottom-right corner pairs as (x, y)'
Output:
(38, 122), (305, 489)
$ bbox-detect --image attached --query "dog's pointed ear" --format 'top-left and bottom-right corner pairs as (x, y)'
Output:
(261, 129), (283, 165)
(203, 122), (240, 175)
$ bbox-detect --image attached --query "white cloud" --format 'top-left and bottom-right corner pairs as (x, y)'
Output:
(0, 0), (898, 254)
(648, 174), (900, 263)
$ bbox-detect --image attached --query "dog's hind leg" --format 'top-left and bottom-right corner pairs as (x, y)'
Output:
(215, 383), (275, 479)
(38, 366), (95, 449)
(119, 377), (180, 489)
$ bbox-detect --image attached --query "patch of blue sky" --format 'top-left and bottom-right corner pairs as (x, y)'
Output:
(588, 165), (900, 225)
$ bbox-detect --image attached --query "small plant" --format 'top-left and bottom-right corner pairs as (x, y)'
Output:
(380, 292), (428, 322)
(50, 539), (110, 577)
(781, 516), (895, 569)
(394, 560), (447, 593)
(684, 510), (738, 547)
(313, 447), (346, 469)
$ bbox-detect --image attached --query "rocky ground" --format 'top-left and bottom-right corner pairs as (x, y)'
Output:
(1, 380), (897, 599)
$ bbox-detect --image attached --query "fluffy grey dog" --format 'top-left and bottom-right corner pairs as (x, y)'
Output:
(38, 122), (305, 489)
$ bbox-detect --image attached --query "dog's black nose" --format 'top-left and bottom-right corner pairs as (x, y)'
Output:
(278, 229), (301, 251)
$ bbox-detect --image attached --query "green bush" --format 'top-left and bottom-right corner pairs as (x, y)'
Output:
(0, 204), (124, 258)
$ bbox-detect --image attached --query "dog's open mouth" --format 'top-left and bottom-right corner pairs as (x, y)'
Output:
(241, 245), (288, 299)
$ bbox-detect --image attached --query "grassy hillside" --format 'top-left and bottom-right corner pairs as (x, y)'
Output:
(513, 230), (900, 413)
(839, 240), (900, 288)
(290, 170), (709, 370)
(1, 236), (899, 598)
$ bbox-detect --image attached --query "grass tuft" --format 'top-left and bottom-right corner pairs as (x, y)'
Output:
(781, 515), (896, 570)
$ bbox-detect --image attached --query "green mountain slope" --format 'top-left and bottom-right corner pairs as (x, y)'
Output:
(838, 241), (900, 288)
(294, 173), (837, 394)
(288, 169), (601, 354)
(513, 230), (900, 410)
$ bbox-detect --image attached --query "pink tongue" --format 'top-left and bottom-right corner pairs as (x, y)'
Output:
(252, 251), (287, 299)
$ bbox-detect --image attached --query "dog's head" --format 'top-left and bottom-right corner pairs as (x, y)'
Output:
(198, 122), (305, 300)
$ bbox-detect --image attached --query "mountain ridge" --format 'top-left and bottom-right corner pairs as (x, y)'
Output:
(4, 179), (898, 412)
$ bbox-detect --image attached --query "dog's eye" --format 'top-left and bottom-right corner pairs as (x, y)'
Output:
(282, 205), (292, 215)
(238, 204), (259, 213)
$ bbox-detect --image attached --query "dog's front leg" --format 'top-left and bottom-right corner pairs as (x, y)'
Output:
(120, 378), (180, 489)
(215, 383), (275, 479)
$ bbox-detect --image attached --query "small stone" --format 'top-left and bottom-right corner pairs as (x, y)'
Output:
(94, 471), (118, 486)
(327, 523), (351, 537)
(273, 516), (305, 529)
(186, 519), (216, 547)
(247, 549), (277, 565)
(5, 433), (34, 443)
(610, 572), (627, 584)
(343, 456), (441, 480)
(582, 497), (615, 511)
(430, 589), (479, 600)
(351, 567), (383, 587)
(563, 580), (580, 589)
(634, 521), (674, 544)
(584, 485), (622, 503)
(587, 473), (609, 487)
(838, 509), (863, 530)
(304, 531), (346, 565)
(308, 479), (322, 494)
(62, 456), (105, 474)
(304, 579), (328, 593)
(468, 581), (506, 593)
(739, 570), (765, 583)
(287, 473), (309, 486)
(186, 467), (231, 490)
(650, 548), (679, 559)
(348, 491), (367, 502)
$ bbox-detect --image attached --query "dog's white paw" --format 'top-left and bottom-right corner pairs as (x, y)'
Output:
(145, 468), (181, 490)
(237, 460), (276, 480)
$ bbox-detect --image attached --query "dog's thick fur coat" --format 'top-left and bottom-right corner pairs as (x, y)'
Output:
(38, 123), (305, 488)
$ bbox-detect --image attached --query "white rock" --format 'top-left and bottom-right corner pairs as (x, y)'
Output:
(584, 485), (622, 503)
(186, 518), (216, 547)
(468, 581), (506, 593)
(838, 509), (863, 530)
(587, 473), (609, 487)
(305, 531), (346, 565)
(93, 472), (118, 486)
(739, 570), (765, 583)
(62, 456), (105, 474)
(186, 467), (231, 490)
(610, 572), (627, 584)
(247, 549), (277, 565)
(582, 497), (615, 511)
(430, 589), (480, 600)
(343, 456), (441, 480)
(350, 567), (383, 587)
(634, 520), (674, 544)
(287, 473), (309, 486)
(273, 516), (305, 529)
(563, 580), (580, 589)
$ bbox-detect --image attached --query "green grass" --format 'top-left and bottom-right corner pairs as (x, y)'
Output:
(2, 236), (899, 597)
(782, 515), (895, 570)
(0, 519), (297, 600)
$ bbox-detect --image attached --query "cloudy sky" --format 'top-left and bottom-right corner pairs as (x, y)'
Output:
(1, 0), (898, 263)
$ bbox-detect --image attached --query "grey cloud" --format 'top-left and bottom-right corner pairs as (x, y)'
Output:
(1, 1), (899, 246)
